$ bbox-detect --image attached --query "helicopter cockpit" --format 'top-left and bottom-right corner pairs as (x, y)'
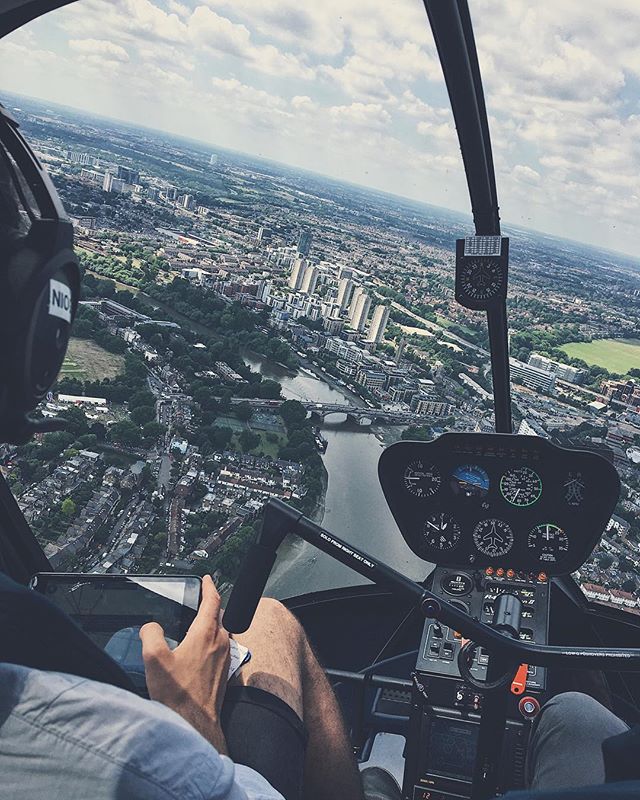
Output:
(221, 430), (627, 799)
(1, 1), (640, 800)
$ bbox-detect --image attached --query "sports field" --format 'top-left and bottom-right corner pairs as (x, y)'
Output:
(60, 338), (125, 383)
(560, 339), (640, 375)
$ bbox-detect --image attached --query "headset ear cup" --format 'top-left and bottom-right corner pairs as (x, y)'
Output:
(14, 248), (80, 412)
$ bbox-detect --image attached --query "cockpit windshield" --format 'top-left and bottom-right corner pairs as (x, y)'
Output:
(0, 0), (638, 615)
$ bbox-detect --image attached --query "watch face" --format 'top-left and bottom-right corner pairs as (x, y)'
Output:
(459, 258), (504, 301)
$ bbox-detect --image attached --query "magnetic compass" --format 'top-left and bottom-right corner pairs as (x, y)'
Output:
(455, 237), (509, 310)
(459, 259), (504, 301)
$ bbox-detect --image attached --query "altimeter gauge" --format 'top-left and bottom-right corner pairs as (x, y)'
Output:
(500, 467), (542, 507)
(473, 518), (514, 557)
(423, 513), (461, 551)
(528, 523), (569, 563)
(404, 461), (441, 498)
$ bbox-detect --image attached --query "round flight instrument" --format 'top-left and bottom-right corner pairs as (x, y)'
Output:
(441, 572), (473, 596)
(528, 523), (569, 563)
(451, 464), (490, 498)
(423, 512), (461, 551)
(403, 461), (441, 498)
(473, 519), (514, 557)
(459, 258), (504, 301)
(500, 467), (542, 507)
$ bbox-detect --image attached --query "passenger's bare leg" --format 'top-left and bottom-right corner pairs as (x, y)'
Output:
(231, 598), (364, 800)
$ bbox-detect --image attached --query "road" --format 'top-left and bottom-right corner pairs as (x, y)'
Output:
(158, 454), (171, 490)
(168, 497), (183, 556)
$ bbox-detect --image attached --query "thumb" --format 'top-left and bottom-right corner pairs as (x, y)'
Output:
(139, 621), (170, 663)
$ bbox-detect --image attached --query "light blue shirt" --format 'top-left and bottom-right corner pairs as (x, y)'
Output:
(0, 663), (284, 800)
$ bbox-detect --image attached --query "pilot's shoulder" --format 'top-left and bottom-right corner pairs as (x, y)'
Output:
(0, 662), (234, 799)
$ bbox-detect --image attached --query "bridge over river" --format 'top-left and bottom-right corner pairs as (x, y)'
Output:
(226, 397), (429, 425)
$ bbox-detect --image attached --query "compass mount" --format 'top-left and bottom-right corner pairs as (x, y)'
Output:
(455, 236), (509, 310)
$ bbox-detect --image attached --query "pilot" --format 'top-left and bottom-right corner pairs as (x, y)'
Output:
(0, 124), (394, 800)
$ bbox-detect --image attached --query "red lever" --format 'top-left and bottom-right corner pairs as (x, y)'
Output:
(511, 663), (528, 695)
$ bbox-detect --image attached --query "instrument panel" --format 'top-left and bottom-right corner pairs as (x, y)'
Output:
(379, 433), (620, 575)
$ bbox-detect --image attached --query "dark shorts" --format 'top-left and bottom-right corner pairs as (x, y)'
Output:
(221, 685), (308, 800)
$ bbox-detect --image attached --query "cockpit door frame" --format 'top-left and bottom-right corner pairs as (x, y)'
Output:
(0, 0), (77, 39)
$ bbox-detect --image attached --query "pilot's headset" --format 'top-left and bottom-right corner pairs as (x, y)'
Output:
(0, 103), (80, 444)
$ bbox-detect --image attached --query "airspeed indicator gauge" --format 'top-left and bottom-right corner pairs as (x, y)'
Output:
(403, 461), (441, 498)
(473, 519), (514, 557)
(500, 467), (542, 507)
(423, 513), (461, 551)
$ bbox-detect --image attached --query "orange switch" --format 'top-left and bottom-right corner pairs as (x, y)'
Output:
(511, 663), (528, 695)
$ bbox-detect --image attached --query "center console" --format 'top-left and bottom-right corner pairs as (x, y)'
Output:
(374, 433), (618, 800)
(402, 565), (550, 800)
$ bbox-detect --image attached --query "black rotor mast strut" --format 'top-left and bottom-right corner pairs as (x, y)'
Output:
(423, 0), (512, 433)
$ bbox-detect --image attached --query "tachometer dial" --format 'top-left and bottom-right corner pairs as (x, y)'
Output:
(451, 464), (490, 498)
(528, 524), (569, 563)
(403, 461), (441, 498)
(500, 467), (542, 507)
(473, 519), (514, 557)
(423, 513), (461, 551)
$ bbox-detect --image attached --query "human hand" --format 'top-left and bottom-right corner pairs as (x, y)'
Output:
(140, 575), (230, 751)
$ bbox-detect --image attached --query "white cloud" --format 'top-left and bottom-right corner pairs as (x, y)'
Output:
(416, 120), (453, 141)
(188, 6), (313, 79)
(69, 38), (130, 63)
(63, 0), (188, 44)
(6, 0), (640, 253)
(291, 95), (316, 112)
(328, 102), (391, 131)
(204, 0), (345, 56)
(512, 164), (541, 185)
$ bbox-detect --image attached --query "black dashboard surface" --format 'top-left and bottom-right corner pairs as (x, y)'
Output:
(378, 433), (620, 576)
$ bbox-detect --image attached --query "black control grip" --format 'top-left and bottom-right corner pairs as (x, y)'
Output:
(222, 543), (278, 633)
(492, 593), (522, 640)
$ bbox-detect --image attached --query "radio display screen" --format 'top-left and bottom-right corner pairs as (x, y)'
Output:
(426, 717), (479, 782)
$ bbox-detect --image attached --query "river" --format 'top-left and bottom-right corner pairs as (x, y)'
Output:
(242, 353), (430, 598)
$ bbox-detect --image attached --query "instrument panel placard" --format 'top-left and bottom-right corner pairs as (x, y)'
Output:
(378, 433), (620, 575)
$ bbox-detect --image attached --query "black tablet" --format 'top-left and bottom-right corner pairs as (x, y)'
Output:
(30, 573), (201, 692)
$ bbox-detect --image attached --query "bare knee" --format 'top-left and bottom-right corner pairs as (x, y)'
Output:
(254, 597), (300, 631)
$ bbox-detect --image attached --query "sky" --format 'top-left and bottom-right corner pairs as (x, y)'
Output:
(3, 0), (640, 257)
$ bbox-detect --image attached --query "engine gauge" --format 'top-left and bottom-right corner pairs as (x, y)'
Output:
(500, 467), (542, 507)
(528, 524), (569, 562)
(403, 461), (441, 498)
(451, 464), (490, 498)
(423, 513), (461, 551)
(473, 519), (514, 557)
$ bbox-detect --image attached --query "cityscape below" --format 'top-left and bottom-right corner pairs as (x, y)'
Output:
(2, 90), (640, 613)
